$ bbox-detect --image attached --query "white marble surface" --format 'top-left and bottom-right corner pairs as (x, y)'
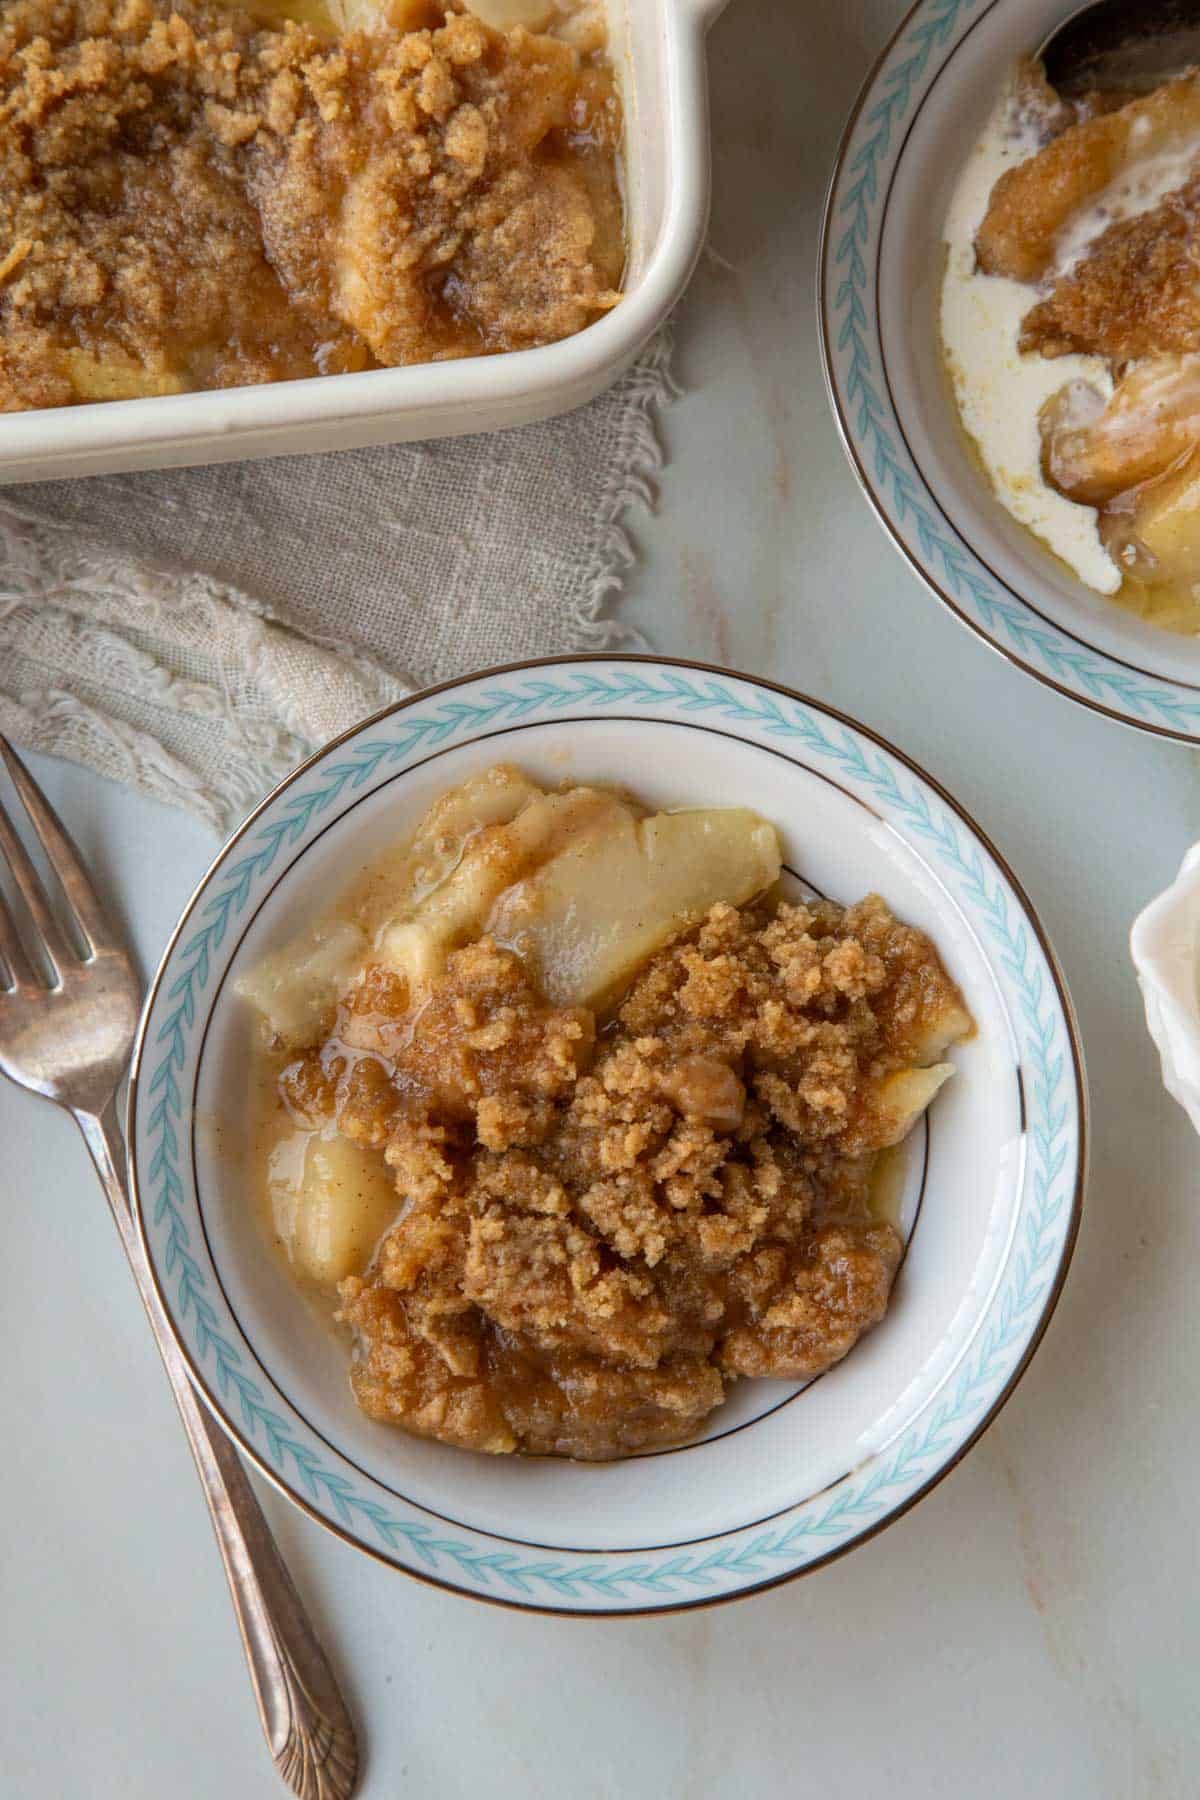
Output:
(4, 2), (1200, 1793)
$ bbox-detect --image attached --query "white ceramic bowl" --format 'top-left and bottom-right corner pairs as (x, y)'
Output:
(0, 0), (723, 485)
(1131, 845), (1200, 1136)
(819, 0), (1200, 742)
(128, 655), (1085, 1614)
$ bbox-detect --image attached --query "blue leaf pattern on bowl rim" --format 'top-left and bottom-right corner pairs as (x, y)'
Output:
(821, 0), (1200, 739)
(132, 661), (1083, 1611)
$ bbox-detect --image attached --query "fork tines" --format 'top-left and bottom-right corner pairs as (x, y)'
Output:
(0, 735), (106, 987)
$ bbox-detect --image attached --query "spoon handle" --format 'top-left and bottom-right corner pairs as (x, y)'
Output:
(76, 1095), (360, 1800)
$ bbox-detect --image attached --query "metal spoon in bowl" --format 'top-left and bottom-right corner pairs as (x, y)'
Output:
(1040, 0), (1200, 96)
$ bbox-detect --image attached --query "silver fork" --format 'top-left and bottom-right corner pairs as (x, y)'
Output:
(0, 736), (359, 1800)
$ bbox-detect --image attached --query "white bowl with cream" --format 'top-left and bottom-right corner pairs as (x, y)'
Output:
(0, 0), (723, 485)
(819, 0), (1200, 742)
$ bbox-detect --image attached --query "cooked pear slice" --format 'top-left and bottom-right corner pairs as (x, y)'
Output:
(325, 0), (382, 26)
(299, 0), (426, 32)
(327, 0), (592, 41)
(466, 0), (555, 26)
(976, 72), (1200, 281)
(407, 763), (545, 859)
(331, 0), (563, 33)
(906, 995), (975, 1067)
(546, 1), (605, 52)
(860, 1063), (955, 1151)
(854, 947), (971, 1151)
(346, 763), (545, 940)
(239, 766), (545, 1042)
(258, 0), (340, 29)
(208, 0), (343, 29)
(376, 786), (638, 992)
(1109, 445), (1200, 586)
(270, 1132), (400, 1286)
(236, 920), (367, 1049)
(1041, 357), (1200, 505)
(486, 807), (782, 1009)
(63, 347), (185, 403)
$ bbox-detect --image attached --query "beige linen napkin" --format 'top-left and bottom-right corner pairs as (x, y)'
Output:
(0, 334), (673, 832)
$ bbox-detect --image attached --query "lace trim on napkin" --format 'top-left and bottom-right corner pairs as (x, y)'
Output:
(0, 330), (676, 834)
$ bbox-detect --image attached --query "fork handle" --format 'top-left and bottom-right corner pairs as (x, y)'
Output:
(75, 1097), (359, 1800)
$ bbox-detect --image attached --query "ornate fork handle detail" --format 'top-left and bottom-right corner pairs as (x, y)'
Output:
(78, 1097), (359, 1800)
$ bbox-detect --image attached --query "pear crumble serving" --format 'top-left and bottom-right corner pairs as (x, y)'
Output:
(944, 56), (1200, 633)
(239, 767), (973, 1461)
(0, 0), (624, 409)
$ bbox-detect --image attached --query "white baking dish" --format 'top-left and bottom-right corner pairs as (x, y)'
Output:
(0, 0), (724, 484)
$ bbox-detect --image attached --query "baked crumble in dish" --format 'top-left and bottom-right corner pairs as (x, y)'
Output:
(943, 58), (1200, 633)
(0, 0), (623, 409)
(238, 767), (973, 1461)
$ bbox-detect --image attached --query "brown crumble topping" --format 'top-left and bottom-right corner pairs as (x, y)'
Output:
(297, 896), (970, 1460)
